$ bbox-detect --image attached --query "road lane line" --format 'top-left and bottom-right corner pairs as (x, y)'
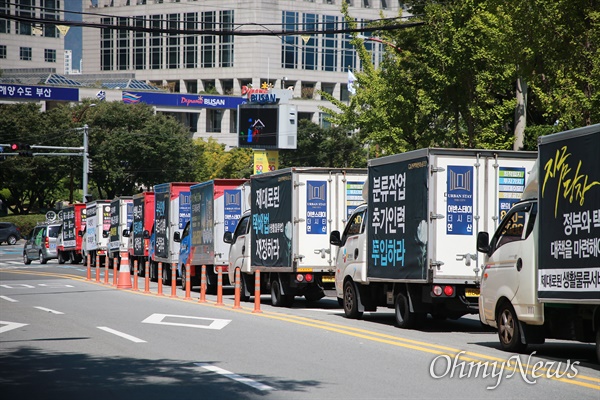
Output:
(34, 306), (64, 314)
(0, 321), (28, 333)
(195, 363), (275, 391)
(0, 295), (17, 302)
(97, 326), (146, 343)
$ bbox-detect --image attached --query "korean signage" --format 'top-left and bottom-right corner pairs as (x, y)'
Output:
(253, 150), (279, 175)
(122, 91), (245, 109)
(538, 132), (600, 301)
(62, 206), (77, 249)
(224, 189), (243, 233)
(0, 84), (79, 101)
(179, 192), (191, 230)
(191, 183), (213, 263)
(306, 180), (327, 235)
(368, 157), (428, 280)
(499, 167), (527, 221)
(446, 166), (474, 235)
(132, 196), (145, 256)
(251, 173), (293, 267)
(346, 181), (365, 217)
(154, 192), (170, 259)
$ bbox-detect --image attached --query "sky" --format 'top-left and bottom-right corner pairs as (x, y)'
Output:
(64, 1), (83, 72)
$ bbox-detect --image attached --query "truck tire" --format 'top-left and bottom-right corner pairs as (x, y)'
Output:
(394, 292), (423, 329)
(496, 302), (526, 353)
(239, 272), (250, 302)
(162, 266), (172, 286)
(596, 329), (600, 364)
(58, 251), (66, 264)
(271, 279), (293, 307)
(343, 280), (363, 319)
(180, 264), (188, 291)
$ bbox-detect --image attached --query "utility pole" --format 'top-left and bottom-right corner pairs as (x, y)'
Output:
(83, 124), (89, 203)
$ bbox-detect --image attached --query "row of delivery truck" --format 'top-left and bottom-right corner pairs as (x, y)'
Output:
(53, 124), (599, 361)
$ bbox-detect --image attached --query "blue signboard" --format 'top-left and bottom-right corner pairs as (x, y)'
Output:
(224, 189), (242, 233)
(498, 167), (527, 221)
(306, 180), (327, 235)
(0, 84), (79, 101)
(447, 165), (474, 235)
(179, 192), (191, 229)
(346, 181), (365, 217)
(123, 91), (246, 109)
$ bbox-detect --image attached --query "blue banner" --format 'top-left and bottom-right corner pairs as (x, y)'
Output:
(224, 189), (242, 233)
(306, 180), (327, 235)
(123, 91), (246, 109)
(179, 192), (191, 230)
(498, 167), (526, 221)
(447, 165), (474, 235)
(0, 84), (79, 101)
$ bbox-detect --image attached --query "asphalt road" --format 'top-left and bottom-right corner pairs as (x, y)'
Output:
(1, 242), (599, 399)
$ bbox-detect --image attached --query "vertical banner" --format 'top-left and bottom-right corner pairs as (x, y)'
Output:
(498, 167), (526, 221)
(538, 132), (600, 301)
(306, 180), (327, 235)
(368, 157), (428, 280)
(86, 204), (97, 250)
(346, 181), (365, 217)
(63, 206), (76, 249)
(224, 189), (242, 233)
(102, 204), (111, 236)
(253, 150), (279, 175)
(446, 166), (474, 235)
(251, 173), (293, 267)
(179, 191), (191, 229)
(154, 192), (170, 259)
(191, 183), (214, 264)
(109, 199), (121, 252)
(132, 196), (145, 256)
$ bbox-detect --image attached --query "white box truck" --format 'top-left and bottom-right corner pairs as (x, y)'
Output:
(151, 182), (196, 284)
(108, 196), (133, 264)
(477, 125), (600, 361)
(330, 148), (537, 327)
(224, 168), (367, 307)
(83, 200), (111, 267)
(175, 179), (248, 292)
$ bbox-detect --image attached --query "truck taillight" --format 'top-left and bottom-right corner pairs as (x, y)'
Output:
(432, 285), (455, 297)
(296, 273), (314, 283)
(45, 237), (49, 249)
(444, 285), (454, 297)
(433, 286), (443, 296)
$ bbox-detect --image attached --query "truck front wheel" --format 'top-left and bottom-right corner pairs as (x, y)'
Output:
(271, 279), (293, 307)
(58, 251), (66, 264)
(496, 303), (526, 353)
(343, 280), (363, 319)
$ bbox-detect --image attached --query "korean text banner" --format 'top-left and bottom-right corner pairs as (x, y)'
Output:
(538, 132), (600, 301)
(368, 157), (429, 280)
(154, 192), (170, 259)
(132, 197), (145, 256)
(191, 183), (214, 264)
(251, 173), (293, 267)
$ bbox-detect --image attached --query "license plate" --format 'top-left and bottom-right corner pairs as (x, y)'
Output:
(465, 288), (480, 297)
(322, 276), (335, 283)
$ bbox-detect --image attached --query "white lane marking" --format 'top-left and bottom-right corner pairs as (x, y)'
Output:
(195, 363), (275, 391)
(0, 321), (28, 334)
(142, 313), (231, 330)
(0, 284), (35, 289)
(38, 283), (75, 288)
(97, 327), (146, 343)
(0, 295), (17, 302)
(34, 307), (64, 315)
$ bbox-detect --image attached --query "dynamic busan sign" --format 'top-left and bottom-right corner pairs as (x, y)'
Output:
(250, 93), (277, 104)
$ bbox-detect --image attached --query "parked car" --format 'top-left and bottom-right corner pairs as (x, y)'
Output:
(0, 222), (21, 245)
(23, 223), (61, 264)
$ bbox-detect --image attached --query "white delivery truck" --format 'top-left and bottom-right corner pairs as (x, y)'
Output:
(330, 148), (537, 327)
(108, 196), (133, 264)
(224, 168), (367, 307)
(477, 125), (600, 361)
(151, 182), (196, 285)
(175, 179), (248, 293)
(83, 200), (111, 267)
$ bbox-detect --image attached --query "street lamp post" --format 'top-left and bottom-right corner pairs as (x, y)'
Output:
(82, 124), (89, 203)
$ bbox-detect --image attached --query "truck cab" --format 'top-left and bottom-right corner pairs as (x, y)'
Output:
(224, 210), (252, 299)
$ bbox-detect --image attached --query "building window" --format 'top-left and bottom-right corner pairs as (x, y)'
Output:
(281, 11), (298, 69)
(41, 0), (59, 38)
(0, 45), (7, 59)
(44, 49), (56, 63)
(16, 0), (33, 35)
(229, 109), (237, 133)
(342, 21), (356, 71)
(206, 109), (223, 133)
(167, 14), (180, 69)
(319, 112), (332, 129)
(150, 15), (163, 69)
(201, 11), (216, 68)
(20, 47), (32, 61)
(322, 15), (338, 72)
(302, 13), (317, 71)
(134, 16), (146, 70)
(0, 0), (10, 34)
(381, 0), (388, 9)
(184, 12), (197, 68)
(219, 10), (234, 68)
(117, 17), (130, 70)
(101, 17), (114, 71)
(363, 0), (370, 8)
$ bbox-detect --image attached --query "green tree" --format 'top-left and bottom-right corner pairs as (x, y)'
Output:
(192, 138), (253, 181)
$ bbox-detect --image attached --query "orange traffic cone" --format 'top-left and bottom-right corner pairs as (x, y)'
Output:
(117, 251), (132, 289)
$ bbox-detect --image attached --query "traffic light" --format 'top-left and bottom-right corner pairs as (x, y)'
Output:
(10, 143), (20, 151)
(11, 143), (33, 157)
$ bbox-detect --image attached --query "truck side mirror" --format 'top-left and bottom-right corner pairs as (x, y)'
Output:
(143, 229), (149, 238)
(102, 230), (109, 238)
(77, 230), (84, 237)
(477, 231), (490, 254)
(173, 231), (181, 242)
(223, 231), (233, 244)
(122, 229), (130, 237)
(329, 231), (342, 246)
